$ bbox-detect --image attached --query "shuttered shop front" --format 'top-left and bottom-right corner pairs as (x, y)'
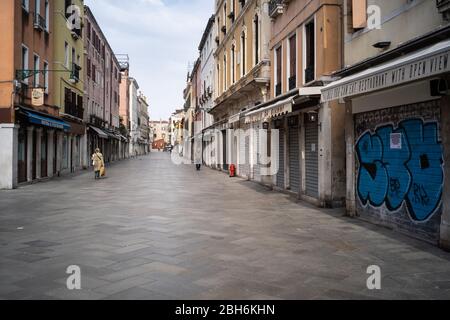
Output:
(304, 114), (319, 198)
(354, 100), (444, 243)
(288, 119), (300, 193)
(276, 129), (285, 189)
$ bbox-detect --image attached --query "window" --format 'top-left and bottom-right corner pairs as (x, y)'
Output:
(22, 0), (29, 12)
(22, 45), (29, 83)
(352, 0), (367, 29)
(275, 46), (282, 96)
(72, 47), (76, 65)
(223, 54), (227, 91)
(216, 64), (220, 95)
(86, 58), (91, 78)
(230, 0), (236, 22)
(33, 54), (40, 87)
(223, 2), (227, 32)
(254, 15), (259, 65)
(231, 44), (236, 84)
(65, 0), (72, 18)
(35, 0), (40, 15)
(288, 34), (297, 90)
(240, 31), (246, 76)
(304, 19), (315, 83)
(45, 0), (49, 31)
(44, 61), (49, 93)
(64, 42), (69, 68)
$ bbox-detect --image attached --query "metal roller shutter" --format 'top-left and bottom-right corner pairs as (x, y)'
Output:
(305, 116), (319, 198)
(253, 129), (261, 182)
(239, 132), (246, 177)
(288, 126), (300, 193)
(245, 135), (250, 178)
(276, 129), (285, 189)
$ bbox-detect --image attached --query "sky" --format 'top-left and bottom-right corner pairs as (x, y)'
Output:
(84, 0), (214, 121)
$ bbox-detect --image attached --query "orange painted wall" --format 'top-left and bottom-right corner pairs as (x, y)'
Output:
(0, 0), (15, 122)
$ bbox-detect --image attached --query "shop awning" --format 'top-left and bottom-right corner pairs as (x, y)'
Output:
(322, 39), (450, 102)
(89, 126), (108, 139)
(119, 134), (128, 142)
(245, 97), (293, 124)
(23, 110), (70, 131)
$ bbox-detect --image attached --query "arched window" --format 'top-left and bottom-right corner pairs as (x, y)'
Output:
(253, 14), (259, 65)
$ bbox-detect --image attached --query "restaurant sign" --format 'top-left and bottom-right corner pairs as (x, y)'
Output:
(322, 47), (450, 102)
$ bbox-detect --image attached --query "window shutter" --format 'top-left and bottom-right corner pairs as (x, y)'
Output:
(352, 0), (367, 29)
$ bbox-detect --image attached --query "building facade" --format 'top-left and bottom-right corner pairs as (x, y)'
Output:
(84, 6), (122, 166)
(209, 0), (271, 174)
(118, 55), (131, 159)
(150, 120), (170, 150)
(53, 0), (86, 175)
(242, 0), (345, 207)
(183, 72), (194, 160)
(321, 0), (450, 247)
(0, 0), (67, 189)
(169, 109), (185, 154)
(198, 16), (217, 167)
(138, 92), (150, 154)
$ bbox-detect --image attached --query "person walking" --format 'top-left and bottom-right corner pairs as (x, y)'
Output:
(91, 148), (105, 180)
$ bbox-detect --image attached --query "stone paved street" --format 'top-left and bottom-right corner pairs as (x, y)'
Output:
(1, 152), (450, 300)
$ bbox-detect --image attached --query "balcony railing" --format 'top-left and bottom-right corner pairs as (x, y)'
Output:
(65, 104), (84, 119)
(305, 66), (315, 84)
(275, 83), (282, 96)
(288, 75), (296, 91)
(33, 13), (46, 31)
(269, 0), (285, 18)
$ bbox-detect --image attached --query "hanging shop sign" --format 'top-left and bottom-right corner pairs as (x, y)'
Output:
(32, 88), (45, 107)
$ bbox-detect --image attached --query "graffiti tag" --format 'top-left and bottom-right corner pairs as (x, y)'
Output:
(356, 119), (443, 222)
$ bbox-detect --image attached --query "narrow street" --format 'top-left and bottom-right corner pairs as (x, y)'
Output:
(1, 152), (450, 300)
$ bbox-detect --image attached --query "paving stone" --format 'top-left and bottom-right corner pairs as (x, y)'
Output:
(1, 153), (450, 300)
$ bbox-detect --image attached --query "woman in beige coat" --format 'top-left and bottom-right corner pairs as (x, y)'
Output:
(91, 148), (105, 180)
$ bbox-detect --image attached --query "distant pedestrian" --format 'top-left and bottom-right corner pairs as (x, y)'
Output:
(91, 148), (105, 180)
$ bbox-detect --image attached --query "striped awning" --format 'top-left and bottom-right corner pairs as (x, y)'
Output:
(245, 97), (293, 124)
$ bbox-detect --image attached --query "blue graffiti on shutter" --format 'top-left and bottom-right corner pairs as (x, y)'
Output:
(356, 119), (443, 222)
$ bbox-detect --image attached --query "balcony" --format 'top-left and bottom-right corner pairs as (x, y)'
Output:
(275, 83), (282, 96)
(437, 0), (450, 20)
(269, 0), (285, 18)
(33, 13), (46, 31)
(288, 75), (296, 91)
(304, 66), (315, 84)
(70, 63), (81, 83)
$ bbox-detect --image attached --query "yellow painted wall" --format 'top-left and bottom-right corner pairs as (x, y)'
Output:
(52, 0), (84, 112)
